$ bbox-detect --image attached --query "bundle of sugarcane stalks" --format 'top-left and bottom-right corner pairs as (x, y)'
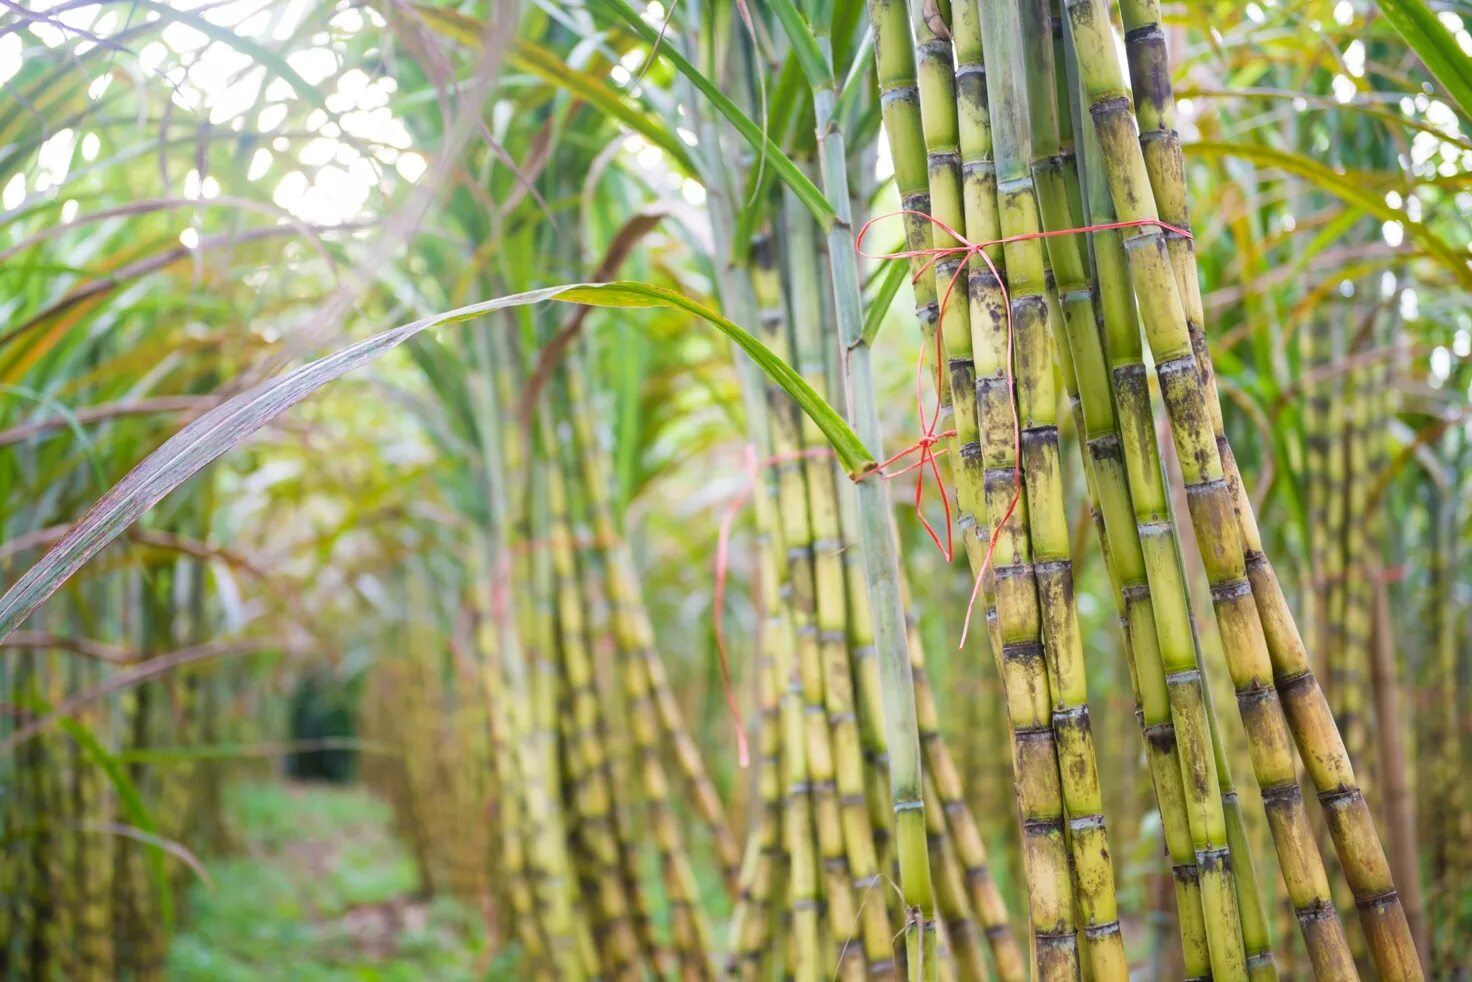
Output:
(3, 1), (1462, 980)
(830, 0), (1426, 978)
(714, 210), (1025, 980)
(364, 322), (740, 980)
(0, 550), (256, 982)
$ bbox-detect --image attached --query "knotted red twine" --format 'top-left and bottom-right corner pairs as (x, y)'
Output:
(711, 210), (1191, 765)
(853, 209), (1193, 648)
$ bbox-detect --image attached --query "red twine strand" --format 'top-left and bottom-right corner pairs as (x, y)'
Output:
(714, 443), (838, 768)
(854, 210), (1192, 648)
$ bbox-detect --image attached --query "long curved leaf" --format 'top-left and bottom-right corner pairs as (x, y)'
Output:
(405, 4), (699, 173)
(0, 282), (871, 641)
(1376, 0), (1472, 118)
(1190, 140), (1472, 289)
(588, 0), (838, 230)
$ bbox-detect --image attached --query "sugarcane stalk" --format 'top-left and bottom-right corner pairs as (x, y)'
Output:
(541, 406), (644, 979)
(884, 4), (1088, 977)
(736, 356), (824, 982)
(73, 653), (113, 982)
(921, 773), (989, 982)
(730, 330), (824, 981)
(1063, 3), (1367, 976)
(475, 326), (583, 978)
(1090, 1), (1421, 975)
(969, 2), (1130, 976)
(1065, 53), (1283, 975)
(753, 227), (865, 981)
(692, 37), (829, 977)
(723, 572), (785, 977)
(815, 11), (938, 977)
(565, 355), (714, 979)
(904, 604), (1026, 982)
(1022, 1), (1259, 975)
(786, 185), (901, 979)
(553, 340), (739, 902)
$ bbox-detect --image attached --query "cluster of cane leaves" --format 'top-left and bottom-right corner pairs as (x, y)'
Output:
(1170, 1), (1472, 530)
(0, 1), (879, 648)
(0, 2), (900, 962)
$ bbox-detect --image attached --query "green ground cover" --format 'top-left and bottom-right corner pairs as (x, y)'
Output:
(167, 782), (509, 982)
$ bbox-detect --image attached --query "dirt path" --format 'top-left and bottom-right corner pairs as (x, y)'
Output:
(166, 781), (492, 981)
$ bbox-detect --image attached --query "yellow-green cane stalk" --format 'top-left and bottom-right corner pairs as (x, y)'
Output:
(906, 608), (1027, 982)
(1068, 61), (1279, 977)
(973, 2), (1129, 975)
(73, 654), (115, 981)
(794, 201), (977, 977)
(563, 358), (714, 978)
(1024, 3), (1255, 976)
(569, 483), (663, 972)
(921, 774), (989, 982)
(477, 615), (537, 952)
(905, 0), (981, 538)
(691, 43), (843, 976)
(477, 329), (585, 977)
(543, 422), (646, 977)
(815, 7), (938, 976)
(561, 354), (739, 902)
(723, 581), (786, 978)
(786, 190), (900, 979)
(736, 345), (824, 981)
(732, 338), (824, 981)
(1063, 2), (1370, 976)
(1058, 317), (1218, 982)
(752, 230), (865, 981)
(1114, 5), (1420, 976)
(947, 7), (1090, 977)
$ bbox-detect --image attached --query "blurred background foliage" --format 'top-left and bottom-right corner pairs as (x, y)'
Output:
(0, 0), (1468, 978)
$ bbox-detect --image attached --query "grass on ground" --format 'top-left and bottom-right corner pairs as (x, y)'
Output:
(167, 781), (506, 982)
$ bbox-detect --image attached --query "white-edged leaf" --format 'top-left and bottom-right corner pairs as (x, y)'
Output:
(0, 282), (872, 641)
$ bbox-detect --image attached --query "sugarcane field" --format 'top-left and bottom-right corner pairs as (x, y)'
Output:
(2, 0), (1471, 978)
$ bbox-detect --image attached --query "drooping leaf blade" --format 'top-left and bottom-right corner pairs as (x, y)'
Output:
(1190, 140), (1472, 289)
(0, 282), (872, 641)
(405, 4), (699, 173)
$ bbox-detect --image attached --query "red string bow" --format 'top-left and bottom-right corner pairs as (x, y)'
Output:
(855, 209), (1192, 647)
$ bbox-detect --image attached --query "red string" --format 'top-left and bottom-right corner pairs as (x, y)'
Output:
(490, 551), (512, 626)
(713, 442), (838, 768)
(854, 209), (1192, 648)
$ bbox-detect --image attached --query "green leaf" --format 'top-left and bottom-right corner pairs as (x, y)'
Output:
(769, 0), (833, 88)
(733, 54), (807, 250)
(405, 3), (699, 173)
(861, 258), (908, 347)
(1190, 140), (1472, 290)
(588, 0), (838, 230)
(1375, 0), (1472, 119)
(510, 43), (698, 173)
(0, 283), (872, 642)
